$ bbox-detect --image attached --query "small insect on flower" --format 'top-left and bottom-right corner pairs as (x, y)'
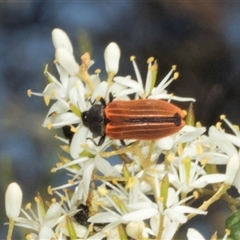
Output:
(82, 96), (185, 146)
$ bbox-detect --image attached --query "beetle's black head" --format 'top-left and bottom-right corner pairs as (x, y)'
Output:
(82, 104), (105, 137)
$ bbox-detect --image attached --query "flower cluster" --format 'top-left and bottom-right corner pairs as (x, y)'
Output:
(5, 28), (240, 240)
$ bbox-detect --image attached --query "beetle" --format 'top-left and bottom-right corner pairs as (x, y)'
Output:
(81, 97), (185, 146)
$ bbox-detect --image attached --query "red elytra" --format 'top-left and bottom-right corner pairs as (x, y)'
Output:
(82, 98), (185, 146)
(105, 99), (185, 140)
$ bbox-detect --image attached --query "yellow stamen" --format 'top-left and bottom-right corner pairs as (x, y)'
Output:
(216, 122), (222, 129)
(166, 153), (175, 162)
(61, 196), (67, 202)
(193, 191), (199, 199)
(210, 232), (217, 240)
(60, 145), (70, 152)
(44, 96), (50, 106)
(147, 57), (154, 63)
(56, 162), (63, 167)
(233, 124), (239, 131)
(200, 157), (210, 165)
(47, 122), (52, 130)
(95, 68), (101, 74)
(182, 109), (187, 117)
(196, 121), (202, 127)
(196, 144), (203, 155)
(173, 72), (179, 79)
(97, 186), (108, 196)
(48, 186), (53, 195)
(88, 223), (94, 233)
(225, 229), (230, 236)
(26, 234), (33, 240)
(51, 168), (57, 172)
(130, 55), (136, 61)
(172, 65), (177, 71)
(178, 143), (183, 156)
(25, 203), (31, 210)
(70, 126), (78, 133)
(220, 114), (226, 120)
(27, 89), (32, 97)
(68, 179), (74, 185)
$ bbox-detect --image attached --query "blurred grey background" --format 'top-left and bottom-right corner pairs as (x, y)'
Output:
(1, 1), (240, 239)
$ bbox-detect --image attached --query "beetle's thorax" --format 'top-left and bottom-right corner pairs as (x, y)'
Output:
(82, 104), (105, 137)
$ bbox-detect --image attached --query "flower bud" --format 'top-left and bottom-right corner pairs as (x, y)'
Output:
(104, 42), (120, 74)
(5, 182), (22, 219)
(52, 28), (73, 53)
(187, 228), (205, 239)
(126, 221), (146, 239)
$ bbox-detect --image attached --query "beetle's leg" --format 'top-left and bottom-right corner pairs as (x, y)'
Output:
(87, 97), (95, 105)
(109, 92), (115, 103)
(86, 134), (106, 146)
(99, 97), (106, 106)
(86, 137), (99, 146)
(97, 92), (115, 106)
(97, 135), (106, 146)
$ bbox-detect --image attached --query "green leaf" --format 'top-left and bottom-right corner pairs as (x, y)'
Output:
(225, 211), (240, 240)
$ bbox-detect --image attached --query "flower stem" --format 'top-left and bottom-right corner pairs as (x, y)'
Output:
(187, 183), (230, 221)
(6, 218), (14, 240)
(157, 214), (165, 240)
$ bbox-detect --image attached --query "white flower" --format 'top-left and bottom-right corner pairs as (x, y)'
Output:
(209, 126), (238, 160)
(209, 118), (240, 192)
(42, 77), (86, 130)
(14, 200), (62, 235)
(114, 57), (195, 103)
(168, 146), (228, 193)
(87, 179), (158, 239)
(149, 185), (206, 239)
